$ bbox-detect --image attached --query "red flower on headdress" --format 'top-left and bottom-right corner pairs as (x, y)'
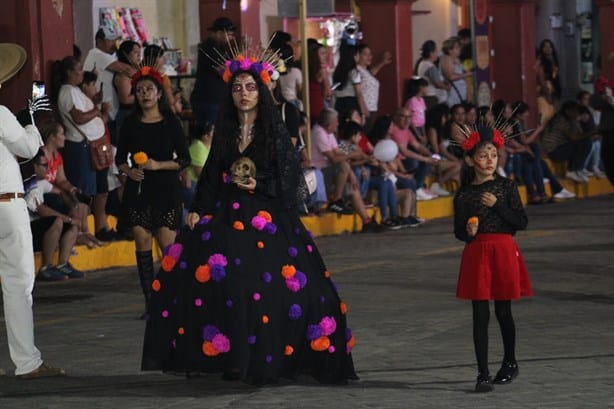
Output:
(492, 129), (505, 148)
(462, 131), (481, 152)
(131, 66), (165, 87)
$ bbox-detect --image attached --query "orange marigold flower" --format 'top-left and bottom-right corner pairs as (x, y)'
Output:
(340, 302), (348, 314)
(250, 57), (257, 63)
(284, 345), (294, 356)
(161, 255), (177, 272)
(133, 151), (148, 166)
(195, 264), (211, 283)
(467, 216), (479, 225)
(257, 241), (264, 249)
(151, 279), (161, 292)
(260, 70), (271, 84)
(222, 69), (232, 83)
(281, 264), (296, 279)
(178, 327), (185, 335)
(141, 66), (151, 75)
(237, 55), (245, 61)
(233, 221), (245, 230)
(257, 210), (272, 222)
(310, 336), (331, 352)
(202, 341), (219, 356)
(347, 335), (356, 348)
(324, 270), (331, 278)
(262, 315), (269, 324)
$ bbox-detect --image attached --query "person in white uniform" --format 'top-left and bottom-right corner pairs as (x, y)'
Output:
(0, 42), (65, 379)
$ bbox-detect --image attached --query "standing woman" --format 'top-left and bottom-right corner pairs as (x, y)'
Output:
(307, 42), (331, 124)
(333, 43), (368, 120)
(116, 66), (190, 316)
(356, 44), (392, 132)
(415, 40), (449, 108)
(440, 36), (472, 107)
(536, 39), (561, 100)
(453, 127), (532, 392)
(113, 40), (141, 142)
(142, 49), (358, 385)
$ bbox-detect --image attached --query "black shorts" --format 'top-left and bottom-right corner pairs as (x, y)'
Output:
(30, 217), (71, 252)
(96, 168), (109, 194)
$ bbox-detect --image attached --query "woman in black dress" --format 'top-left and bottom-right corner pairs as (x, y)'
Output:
(116, 67), (190, 315)
(142, 53), (358, 385)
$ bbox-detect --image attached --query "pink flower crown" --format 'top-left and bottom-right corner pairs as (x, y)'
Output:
(131, 66), (165, 87)
(220, 55), (282, 85)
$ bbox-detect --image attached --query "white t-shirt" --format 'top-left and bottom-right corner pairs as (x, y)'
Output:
(57, 84), (105, 143)
(83, 47), (119, 120)
(24, 179), (54, 220)
(417, 60), (448, 103)
(278, 67), (303, 109)
(335, 69), (361, 98)
(356, 66), (379, 112)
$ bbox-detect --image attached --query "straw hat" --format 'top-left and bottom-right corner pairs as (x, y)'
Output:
(0, 43), (27, 85)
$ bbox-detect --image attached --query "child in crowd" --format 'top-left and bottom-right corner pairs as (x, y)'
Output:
(338, 120), (372, 200)
(577, 90), (606, 179)
(25, 150), (84, 281)
(404, 77), (428, 140)
(453, 126), (532, 393)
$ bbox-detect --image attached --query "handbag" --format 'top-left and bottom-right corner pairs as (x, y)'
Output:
(63, 114), (114, 171)
(303, 168), (317, 195)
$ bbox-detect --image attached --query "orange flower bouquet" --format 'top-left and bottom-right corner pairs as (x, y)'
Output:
(133, 151), (148, 194)
(467, 216), (479, 225)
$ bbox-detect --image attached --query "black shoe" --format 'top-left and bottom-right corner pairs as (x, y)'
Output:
(327, 200), (353, 215)
(382, 219), (402, 230)
(475, 373), (494, 393)
(57, 262), (84, 279)
(37, 266), (69, 282)
(361, 220), (383, 233)
(494, 361), (519, 384)
(95, 228), (119, 242)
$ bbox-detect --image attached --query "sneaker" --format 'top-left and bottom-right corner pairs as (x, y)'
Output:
(429, 182), (451, 196)
(16, 362), (66, 380)
(37, 266), (68, 282)
(95, 228), (120, 242)
(416, 188), (435, 201)
(403, 216), (425, 227)
(57, 262), (84, 279)
(553, 188), (575, 199)
(565, 170), (588, 183)
(382, 219), (403, 230)
(579, 168), (593, 177)
(327, 200), (353, 215)
(361, 220), (383, 233)
(593, 167), (607, 179)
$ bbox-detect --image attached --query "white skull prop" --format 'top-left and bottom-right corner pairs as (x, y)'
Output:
(230, 157), (256, 185)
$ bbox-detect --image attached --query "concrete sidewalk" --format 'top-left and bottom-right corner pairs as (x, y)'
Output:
(2, 195), (614, 408)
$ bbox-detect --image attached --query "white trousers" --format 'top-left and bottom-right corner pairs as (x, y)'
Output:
(0, 198), (43, 375)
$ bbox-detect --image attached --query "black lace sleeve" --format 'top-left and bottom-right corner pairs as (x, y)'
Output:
(190, 130), (229, 216)
(270, 113), (309, 208)
(453, 192), (475, 243)
(492, 178), (528, 230)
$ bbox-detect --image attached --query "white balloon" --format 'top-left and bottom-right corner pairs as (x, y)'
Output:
(373, 139), (399, 162)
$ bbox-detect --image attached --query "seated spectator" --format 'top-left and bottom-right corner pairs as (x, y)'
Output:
(311, 108), (380, 232)
(369, 115), (423, 228)
(338, 120), (372, 201)
(182, 121), (214, 220)
(511, 101), (548, 203)
(390, 107), (459, 199)
(24, 150), (83, 281)
(38, 121), (102, 248)
(541, 100), (594, 183)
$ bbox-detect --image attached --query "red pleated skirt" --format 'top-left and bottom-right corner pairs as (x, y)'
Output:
(456, 233), (533, 300)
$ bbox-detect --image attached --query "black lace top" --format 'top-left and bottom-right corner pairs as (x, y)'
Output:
(453, 176), (528, 243)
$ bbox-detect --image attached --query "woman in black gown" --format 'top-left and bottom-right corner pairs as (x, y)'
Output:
(142, 57), (358, 385)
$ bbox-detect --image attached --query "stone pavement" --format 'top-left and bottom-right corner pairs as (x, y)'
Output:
(1, 195), (614, 409)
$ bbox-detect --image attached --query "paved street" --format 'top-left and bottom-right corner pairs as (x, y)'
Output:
(1, 194), (614, 409)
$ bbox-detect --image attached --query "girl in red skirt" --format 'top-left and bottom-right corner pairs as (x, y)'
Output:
(453, 126), (532, 393)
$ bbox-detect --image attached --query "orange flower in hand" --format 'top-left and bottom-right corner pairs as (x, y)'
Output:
(133, 151), (149, 166)
(467, 216), (479, 225)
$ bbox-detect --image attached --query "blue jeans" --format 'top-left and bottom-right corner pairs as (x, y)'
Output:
(402, 158), (431, 190)
(369, 175), (398, 220)
(520, 144), (545, 197)
(352, 166), (371, 199)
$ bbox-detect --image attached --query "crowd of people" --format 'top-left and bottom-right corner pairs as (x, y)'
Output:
(2, 15), (613, 387)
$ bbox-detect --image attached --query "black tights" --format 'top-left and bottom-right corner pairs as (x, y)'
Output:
(472, 300), (516, 375)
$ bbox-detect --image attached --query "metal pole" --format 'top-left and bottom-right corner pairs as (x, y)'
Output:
(299, 0), (311, 160)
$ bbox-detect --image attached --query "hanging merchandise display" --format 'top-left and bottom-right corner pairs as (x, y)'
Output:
(99, 7), (149, 44)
